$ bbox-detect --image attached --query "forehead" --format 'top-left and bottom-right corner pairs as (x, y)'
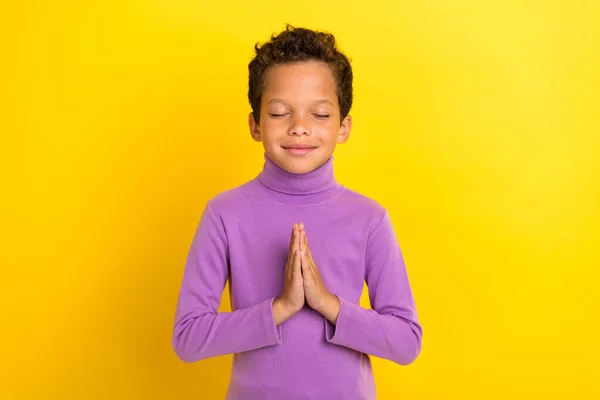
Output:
(262, 61), (337, 103)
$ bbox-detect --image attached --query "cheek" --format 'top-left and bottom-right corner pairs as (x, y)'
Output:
(258, 122), (281, 141)
(261, 118), (287, 133)
(316, 123), (341, 143)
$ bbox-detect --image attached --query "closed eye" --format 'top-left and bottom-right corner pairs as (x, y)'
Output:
(269, 113), (288, 117)
(314, 114), (330, 118)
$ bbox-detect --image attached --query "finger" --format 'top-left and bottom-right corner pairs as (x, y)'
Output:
(300, 251), (311, 279)
(296, 223), (302, 251)
(294, 224), (301, 252)
(309, 248), (316, 270)
(301, 226), (311, 252)
(299, 228), (304, 252)
(302, 231), (316, 268)
(287, 224), (296, 265)
(293, 249), (302, 280)
(298, 222), (305, 249)
(288, 248), (297, 280)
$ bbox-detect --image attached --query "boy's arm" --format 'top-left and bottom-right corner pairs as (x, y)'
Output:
(324, 210), (423, 365)
(172, 202), (281, 363)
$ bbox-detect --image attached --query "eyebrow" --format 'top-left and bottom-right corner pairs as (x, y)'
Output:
(313, 99), (334, 106)
(266, 98), (334, 106)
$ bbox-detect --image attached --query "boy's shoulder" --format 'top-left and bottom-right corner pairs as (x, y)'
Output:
(205, 180), (256, 212)
(338, 185), (388, 221)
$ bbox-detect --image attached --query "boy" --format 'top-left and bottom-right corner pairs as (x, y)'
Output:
(173, 24), (422, 400)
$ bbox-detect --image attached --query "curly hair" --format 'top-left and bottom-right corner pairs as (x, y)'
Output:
(248, 24), (353, 125)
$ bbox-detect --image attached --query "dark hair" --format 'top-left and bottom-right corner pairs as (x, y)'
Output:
(248, 24), (353, 125)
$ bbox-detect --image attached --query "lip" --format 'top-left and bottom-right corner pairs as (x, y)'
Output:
(282, 145), (317, 156)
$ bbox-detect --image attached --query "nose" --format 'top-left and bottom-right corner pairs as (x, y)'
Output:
(288, 114), (311, 136)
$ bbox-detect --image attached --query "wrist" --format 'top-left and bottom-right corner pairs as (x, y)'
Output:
(319, 293), (340, 324)
(273, 297), (297, 325)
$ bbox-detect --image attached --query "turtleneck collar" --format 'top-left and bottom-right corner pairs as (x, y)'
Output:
(255, 152), (343, 205)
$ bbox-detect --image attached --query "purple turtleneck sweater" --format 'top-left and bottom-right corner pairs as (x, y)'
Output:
(172, 153), (422, 400)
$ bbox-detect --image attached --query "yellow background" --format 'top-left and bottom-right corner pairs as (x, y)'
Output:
(2, 0), (599, 399)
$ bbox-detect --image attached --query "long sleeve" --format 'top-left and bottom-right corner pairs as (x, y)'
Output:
(324, 210), (423, 365)
(172, 202), (282, 363)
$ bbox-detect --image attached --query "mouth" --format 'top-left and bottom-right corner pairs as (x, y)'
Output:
(281, 145), (318, 156)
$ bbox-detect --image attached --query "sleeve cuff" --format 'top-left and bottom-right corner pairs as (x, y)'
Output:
(324, 295), (349, 344)
(262, 297), (283, 345)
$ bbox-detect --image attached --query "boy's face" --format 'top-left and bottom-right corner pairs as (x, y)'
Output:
(249, 61), (352, 175)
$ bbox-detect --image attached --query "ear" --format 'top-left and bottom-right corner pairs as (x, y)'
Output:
(336, 114), (352, 144)
(248, 112), (262, 142)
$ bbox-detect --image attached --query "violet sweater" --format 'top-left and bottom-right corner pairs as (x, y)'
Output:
(172, 153), (422, 399)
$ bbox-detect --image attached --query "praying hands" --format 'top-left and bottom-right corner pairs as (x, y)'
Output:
(273, 223), (341, 326)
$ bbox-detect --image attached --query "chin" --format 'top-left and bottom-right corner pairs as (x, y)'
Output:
(285, 164), (316, 174)
(278, 157), (320, 175)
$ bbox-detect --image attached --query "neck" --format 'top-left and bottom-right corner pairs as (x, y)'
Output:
(255, 152), (343, 205)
